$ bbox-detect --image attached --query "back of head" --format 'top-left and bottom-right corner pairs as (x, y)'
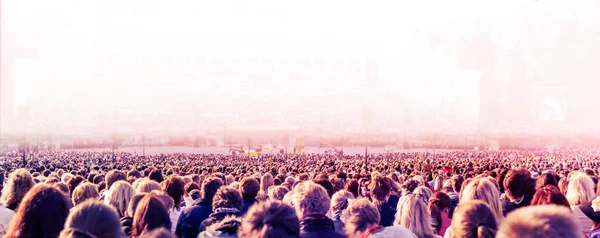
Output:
(72, 183), (99, 206)
(127, 194), (147, 218)
(566, 172), (596, 206)
(394, 193), (435, 238)
(239, 177), (259, 199)
(531, 185), (570, 208)
(496, 205), (582, 238)
(331, 190), (355, 212)
(460, 177), (503, 221)
(105, 170), (127, 189)
(212, 187), (243, 211)
(451, 200), (497, 238)
(104, 180), (135, 217)
(203, 177), (224, 200)
(140, 228), (176, 238)
(5, 184), (72, 238)
(292, 181), (330, 218)
(268, 185), (290, 201)
(132, 194), (172, 237)
(162, 176), (185, 210)
(342, 198), (380, 237)
(503, 168), (535, 201)
(60, 201), (123, 238)
(137, 180), (161, 193)
(368, 176), (392, 202)
(148, 169), (164, 184)
(239, 200), (300, 238)
(428, 192), (451, 234)
(1, 168), (35, 207)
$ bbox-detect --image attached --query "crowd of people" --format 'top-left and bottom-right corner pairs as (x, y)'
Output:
(1, 149), (600, 237)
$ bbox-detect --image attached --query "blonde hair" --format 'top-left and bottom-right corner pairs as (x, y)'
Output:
(496, 205), (582, 238)
(331, 190), (355, 212)
(136, 180), (161, 194)
(460, 177), (504, 222)
(225, 175), (235, 185)
(1, 168), (35, 207)
(451, 200), (497, 238)
(104, 181), (135, 217)
(292, 181), (330, 218)
(260, 173), (274, 194)
(342, 198), (379, 237)
(61, 173), (74, 184)
(268, 186), (290, 201)
(413, 186), (432, 204)
(565, 172), (595, 206)
(395, 194), (437, 238)
(72, 182), (99, 206)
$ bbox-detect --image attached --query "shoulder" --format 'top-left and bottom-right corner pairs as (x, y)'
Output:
(372, 226), (417, 238)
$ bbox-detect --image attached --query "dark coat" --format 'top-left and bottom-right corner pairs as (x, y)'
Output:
(198, 208), (241, 233)
(240, 198), (257, 216)
(300, 215), (347, 238)
(378, 201), (396, 227)
(175, 198), (213, 238)
(120, 216), (133, 237)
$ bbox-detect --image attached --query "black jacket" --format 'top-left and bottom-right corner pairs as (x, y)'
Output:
(198, 208), (241, 233)
(300, 215), (347, 238)
(240, 198), (257, 216)
(378, 201), (396, 227)
(120, 216), (133, 237)
(175, 198), (213, 238)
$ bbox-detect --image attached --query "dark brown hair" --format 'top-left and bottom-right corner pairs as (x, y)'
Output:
(428, 192), (451, 234)
(105, 170), (126, 189)
(162, 176), (185, 210)
(212, 187), (243, 211)
(240, 177), (260, 199)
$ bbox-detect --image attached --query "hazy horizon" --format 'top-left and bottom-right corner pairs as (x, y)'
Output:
(2, 1), (600, 138)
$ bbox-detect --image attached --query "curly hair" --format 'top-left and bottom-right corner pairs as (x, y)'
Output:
(212, 187), (243, 211)
(1, 168), (35, 209)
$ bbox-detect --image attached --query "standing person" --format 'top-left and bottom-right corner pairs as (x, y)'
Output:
(198, 187), (243, 237)
(428, 192), (451, 236)
(368, 176), (396, 227)
(292, 181), (345, 238)
(104, 181), (135, 218)
(239, 200), (300, 238)
(566, 172), (596, 234)
(162, 176), (186, 233)
(501, 169), (535, 215)
(330, 190), (354, 235)
(4, 184), (72, 238)
(239, 178), (260, 215)
(176, 177), (223, 238)
(496, 205), (582, 238)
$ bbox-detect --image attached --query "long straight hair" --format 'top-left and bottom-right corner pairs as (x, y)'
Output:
(132, 194), (171, 237)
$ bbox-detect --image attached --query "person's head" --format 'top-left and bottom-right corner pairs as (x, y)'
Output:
(53, 182), (71, 195)
(341, 198), (380, 237)
(345, 179), (360, 198)
(451, 175), (465, 195)
(292, 181), (330, 218)
(460, 177), (504, 222)
(67, 175), (86, 196)
(331, 190), (355, 212)
(239, 200), (300, 238)
(413, 186), (433, 204)
(148, 169), (164, 183)
(212, 187), (243, 211)
(139, 228), (175, 238)
(428, 192), (451, 234)
(202, 177), (224, 200)
(268, 185), (290, 201)
(132, 194), (172, 237)
(72, 182), (99, 206)
(368, 176), (392, 203)
(566, 172), (596, 206)
(496, 205), (583, 238)
(126, 193), (146, 217)
(105, 170), (127, 189)
(5, 184), (72, 238)
(260, 173), (274, 194)
(531, 185), (570, 208)
(104, 180), (135, 217)
(162, 176), (185, 210)
(451, 200), (498, 238)
(136, 180), (161, 193)
(536, 173), (558, 190)
(59, 201), (123, 238)
(394, 193), (436, 238)
(1, 168), (35, 208)
(239, 177), (260, 199)
(503, 169), (536, 201)
(313, 179), (334, 198)
(62, 173), (74, 184)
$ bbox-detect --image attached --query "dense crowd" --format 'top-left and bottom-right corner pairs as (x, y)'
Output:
(1, 149), (600, 237)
